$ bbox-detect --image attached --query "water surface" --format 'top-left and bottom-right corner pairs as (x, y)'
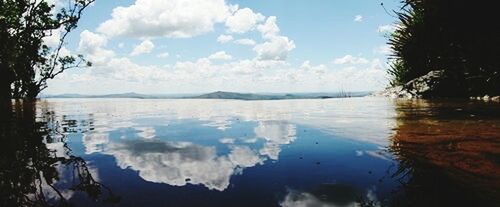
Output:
(1, 97), (498, 206)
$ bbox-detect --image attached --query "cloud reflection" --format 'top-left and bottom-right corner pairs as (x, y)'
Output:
(280, 185), (380, 207)
(82, 132), (109, 154)
(254, 121), (296, 160)
(48, 98), (396, 191)
(104, 139), (263, 191)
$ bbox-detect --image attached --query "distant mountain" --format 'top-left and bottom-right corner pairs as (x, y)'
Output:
(42, 91), (371, 100)
(190, 91), (370, 100)
(192, 91), (281, 100)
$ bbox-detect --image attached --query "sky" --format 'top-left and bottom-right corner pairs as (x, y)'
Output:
(43, 0), (401, 95)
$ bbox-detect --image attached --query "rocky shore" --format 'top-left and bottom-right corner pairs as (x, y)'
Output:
(374, 70), (500, 101)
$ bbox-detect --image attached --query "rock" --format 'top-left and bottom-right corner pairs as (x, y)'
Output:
(404, 70), (446, 98)
(374, 70), (446, 98)
(372, 85), (412, 98)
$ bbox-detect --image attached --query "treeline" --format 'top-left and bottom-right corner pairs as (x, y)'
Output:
(0, 0), (94, 101)
(388, 0), (500, 97)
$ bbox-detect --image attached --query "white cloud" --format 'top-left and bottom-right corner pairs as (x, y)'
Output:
(333, 55), (369, 65)
(79, 30), (108, 52)
(377, 24), (397, 33)
(254, 16), (295, 61)
(234, 38), (256, 46)
(208, 51), (232, 60)
(375, 45), (392, 55)
(254, 36), (295, 61)
(42, 28), (62, 48)
(354, 15), (363, 22)
(78, 30), (115, 65)
(257, 16), (280, 38)
(225, 8), (265, 33)
(48, 55), (388, 95)
(157, 52), (170, 58)
(217, 34), (234, 43)
(130, 40), (155, 56)
(219, 138), (235, 144)
(97, 0), (234, 38)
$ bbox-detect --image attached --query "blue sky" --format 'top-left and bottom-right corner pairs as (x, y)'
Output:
(45, 0), (400, 95)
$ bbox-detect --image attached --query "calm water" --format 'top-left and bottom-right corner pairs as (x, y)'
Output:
(1, 97), (499, 206)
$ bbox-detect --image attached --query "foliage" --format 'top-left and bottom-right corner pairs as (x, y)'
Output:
(0, 0), (94, 100)
(387, 0), (500, 96)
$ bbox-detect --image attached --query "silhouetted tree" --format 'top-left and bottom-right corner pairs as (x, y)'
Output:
(387, 0), (500, 97)
(0, 0), (94, 101)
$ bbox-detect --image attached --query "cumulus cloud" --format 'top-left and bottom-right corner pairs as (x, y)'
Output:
(253, 36), (295, 61)
(254, 16), (295, 61)
(225, 8), (265, 33)
(257, 16), (280, 38)
(208, 51), (232, 60)
(354, 15), (363, 22)
(130, 40), (155, 56)
(97, 0), (234, 38)
(217, 34), (234, 43)
(333, 55), (369, 65)
(234, 38), (256, 46)
(78, 30), (115, 65)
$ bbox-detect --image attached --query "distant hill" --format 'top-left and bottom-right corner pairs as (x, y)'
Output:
(193, 91), (282, 100)
(42, 91), (371, 100)
(190, 91), (370, 100)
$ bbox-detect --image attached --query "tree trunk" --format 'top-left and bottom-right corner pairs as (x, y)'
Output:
(24, 83), (40, 101)
(0, 67), (13, 103)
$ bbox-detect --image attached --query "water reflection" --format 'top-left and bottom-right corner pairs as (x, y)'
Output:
(389, 99), (500, 206)
(0, 101), (119, 206)
(104, 139), (263, 191)
(2, 98), (498, 206)
(255, 121), (296, 160)
(281, 185), (380, 207)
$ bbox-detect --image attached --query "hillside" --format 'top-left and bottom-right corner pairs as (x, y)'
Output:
(42, 91), (371, 100)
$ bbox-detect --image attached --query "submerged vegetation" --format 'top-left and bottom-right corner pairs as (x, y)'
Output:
(388, 0), (500, 97)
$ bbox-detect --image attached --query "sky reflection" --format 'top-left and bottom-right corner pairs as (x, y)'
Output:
(0, 98), (492, 206)
(39, 98), (396, 193)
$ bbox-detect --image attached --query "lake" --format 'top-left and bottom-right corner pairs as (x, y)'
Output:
(1, 97), (499, 206)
